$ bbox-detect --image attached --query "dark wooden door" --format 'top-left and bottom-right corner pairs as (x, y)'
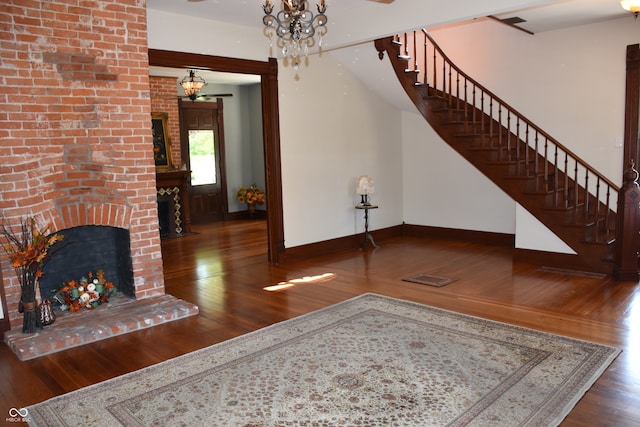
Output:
(180, 100), (227, 224)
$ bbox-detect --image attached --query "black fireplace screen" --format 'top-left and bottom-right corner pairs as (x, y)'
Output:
(39, 225), (134, 301)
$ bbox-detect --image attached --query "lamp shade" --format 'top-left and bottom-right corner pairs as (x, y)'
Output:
(356, 176), (375, 195)
(180, 70), (206, 97)
(621, 0), (640, 13)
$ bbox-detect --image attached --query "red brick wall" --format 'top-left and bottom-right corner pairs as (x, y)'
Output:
(150, 76), (182, 167)
(0, 0), (165, 329)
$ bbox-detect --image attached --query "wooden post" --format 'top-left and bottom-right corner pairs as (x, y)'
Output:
(623, 44), (640, 168)
(614, 44), (640, 280)
(614, 161), (640, 281)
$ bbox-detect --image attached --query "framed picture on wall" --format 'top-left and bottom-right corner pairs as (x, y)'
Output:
(152, 112), (172, 171)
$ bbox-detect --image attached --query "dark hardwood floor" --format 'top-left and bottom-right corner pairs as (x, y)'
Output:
(1, 220), (639, 426)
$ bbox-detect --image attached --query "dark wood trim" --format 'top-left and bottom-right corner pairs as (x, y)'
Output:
(513, 248), (604, 275)
(282, 224), (514, 263)
(0, 263), (9, 339)
(148, 50), (273, 75)
(148, 50), (284, 263)
(226, 210), (267, 221)
(402, 224), (600, 273)
(262, 58), (285, 263)
(623, 44), (640, 167)
(402, 224), (515, 247)
(614, 44), (640, 280)
(216, 98), (228, 220)
(281, 225), (403, 262)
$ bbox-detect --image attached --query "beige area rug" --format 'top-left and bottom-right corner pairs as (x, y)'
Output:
(27, 293), (620, 426)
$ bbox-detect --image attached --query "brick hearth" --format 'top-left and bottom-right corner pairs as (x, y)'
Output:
(4, 295), (198, 361)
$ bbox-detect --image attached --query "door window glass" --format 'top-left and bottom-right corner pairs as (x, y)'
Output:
(188, 130), (216, 185)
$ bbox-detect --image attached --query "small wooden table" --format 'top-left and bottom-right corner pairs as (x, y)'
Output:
(356, 203), (378, 248)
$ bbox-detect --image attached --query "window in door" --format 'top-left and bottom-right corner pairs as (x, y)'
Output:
(189, 129), (216, 186)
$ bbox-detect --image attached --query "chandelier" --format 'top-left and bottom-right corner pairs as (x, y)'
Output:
(621, 0), (640, 18)
(262, 0), (328, 70)
(180, 70), (206, 101)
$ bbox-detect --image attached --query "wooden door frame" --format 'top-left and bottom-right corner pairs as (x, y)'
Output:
(179, 99), (228, 222)
(148, 50), (285, 263)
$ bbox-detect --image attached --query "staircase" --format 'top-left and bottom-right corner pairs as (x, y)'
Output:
(375, 30), (619, 274)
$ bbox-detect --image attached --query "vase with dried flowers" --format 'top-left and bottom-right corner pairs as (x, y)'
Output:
(1, 217), (64, 333)
(236, 185), (265, 216)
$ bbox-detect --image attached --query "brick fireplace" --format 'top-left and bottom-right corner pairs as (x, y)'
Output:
(0, 0), (168, 331)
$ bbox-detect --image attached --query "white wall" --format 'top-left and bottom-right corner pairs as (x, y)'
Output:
(148, 9), (404, 248)
(401, 111), (516, 234)
(278, 55), (404, 247)
(147, 10), (267, 61)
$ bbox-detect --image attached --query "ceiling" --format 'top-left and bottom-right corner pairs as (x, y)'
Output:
(491, 0), (631, 34)
(147, 0), (631, 42)
(146, 0), (633, 98)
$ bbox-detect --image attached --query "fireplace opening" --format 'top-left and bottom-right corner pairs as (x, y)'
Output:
(156, 188), (183, 237)
(157, 198), (171, 238)
(39, 225), (135, 301)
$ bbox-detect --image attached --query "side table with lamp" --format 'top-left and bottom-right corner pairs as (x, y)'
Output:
(355, 175), (378, 248)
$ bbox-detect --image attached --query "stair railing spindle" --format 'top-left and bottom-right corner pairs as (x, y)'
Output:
(506, 110), (511, 162)
(515, 118), (521, 175)
(480, 91), (486, 145)
(563, 152), (569, 208)
(595, 177), (602, 242)
(605, 188), (612, 235)
(584, 171), (590, 219)
(423, 38), (428, 86)
(403, 33), (408, 57)
(553, 146), (559, 207)
(446, 63), (452, 105)
(524, 124), (530, 177)
(432, 44), (437, 92)
(442, 54), (447, 98)
(544, 138), (550, 192)
(533, 131), (540, 188)
(472, 84), (477, 129)
(463, 79), (469, 132)
(456, 73), (461, 112)
(413, 31), (419, 75)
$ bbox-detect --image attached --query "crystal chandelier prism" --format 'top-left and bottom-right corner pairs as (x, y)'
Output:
(262, 0), (328, 70)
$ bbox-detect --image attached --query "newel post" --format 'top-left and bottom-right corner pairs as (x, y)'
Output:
(614, 161), (640, 281)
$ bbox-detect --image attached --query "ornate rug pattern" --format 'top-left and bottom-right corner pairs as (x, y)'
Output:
(27, 293), (620, 426)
